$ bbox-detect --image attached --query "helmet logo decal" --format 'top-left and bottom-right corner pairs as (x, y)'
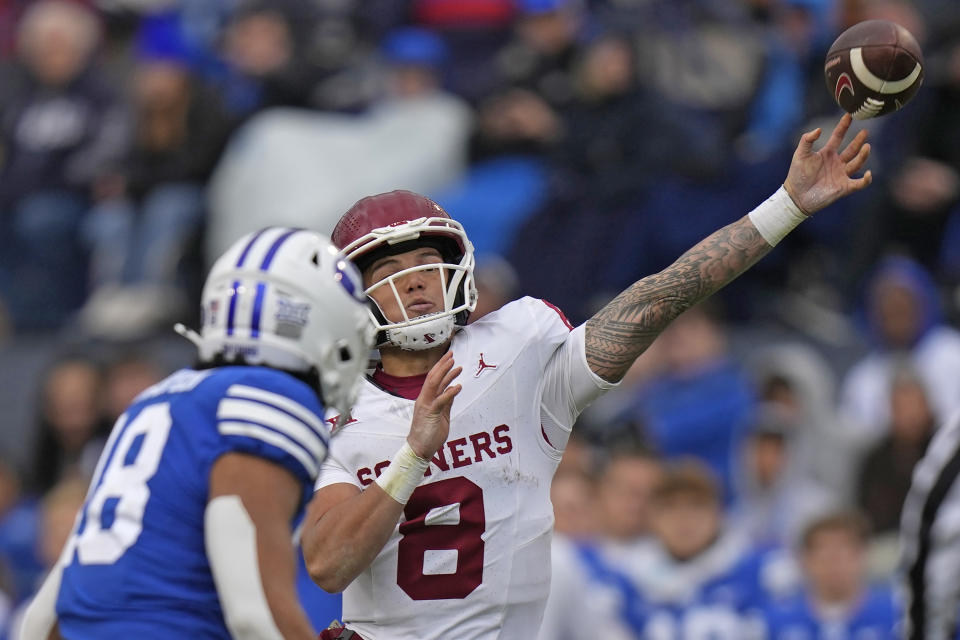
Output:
(424, 333), (436, 344)
(275, 298), (311, 339)
(207, 299), (220, 326)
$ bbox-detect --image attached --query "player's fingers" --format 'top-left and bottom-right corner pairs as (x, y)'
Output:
(425, 352), (454, 384)
(436, 384), (462, 409)
(797, 127), (822, 154)
(839, 129), (869, 163)
(848, 169), (873, 192)
(438, 366), (463, 391)
(845, 143), (871, 175)
(824, 113), (853, 152)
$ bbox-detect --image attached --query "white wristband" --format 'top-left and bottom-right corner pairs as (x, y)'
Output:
(375, 442), (430, 504)
(747, 186), (809, 247)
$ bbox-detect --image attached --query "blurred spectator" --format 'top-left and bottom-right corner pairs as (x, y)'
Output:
(763, 511), (899, 638)
(555, 429), (598, 477)
(35, 476), (86, 578)
(433, 87), (554, 257)
(472, 87), (561, 162)
(857, 365), (935, 536)
(555, 33), (724, 208)
(737, 0), (823, 162)
(608, 462), (795, 637)
(748, 342), (860, 505)
(631, 0), (765, 135)
(79, 28), (232, 338)
(207, 26), (471, 260)
(0, 457), (41, 604)
(613, 305), (756, 501)
(839, 256), (960, 446)
(730, 406), (838, 548)
(539, 455), (647, 640)
(0, 1), (128, 331)
(217, 0), (321, 118)
(101, 352), (165, 423)
(28, 357), (106, 495)
(467, 0), (578, 162)
(596, 446), (662, 546)
(468, 255), (520, 322)
(7, 475), (87, 640)
(409, 0), (514, 103)
(496, 0), (583, 108)
(382, 26), (447, 99)
(550, 469), (600, 541)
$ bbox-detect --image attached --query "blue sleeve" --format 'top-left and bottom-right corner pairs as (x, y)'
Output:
(210, 368), (330, 488)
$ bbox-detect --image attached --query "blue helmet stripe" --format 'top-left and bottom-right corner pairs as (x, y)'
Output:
(250, 282), (267, 338)
(259, 228), (300, 271)
(226, 279), (241, 336)
(235, 228), (268, 267)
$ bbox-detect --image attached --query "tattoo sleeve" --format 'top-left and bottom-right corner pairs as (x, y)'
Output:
(585, 215), (773, 382)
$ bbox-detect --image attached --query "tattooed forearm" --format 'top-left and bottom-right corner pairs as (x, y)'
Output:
(585, 215), (772, 382)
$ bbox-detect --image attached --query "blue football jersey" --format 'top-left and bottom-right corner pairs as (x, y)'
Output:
(55, 366), (329, 639)
(639, 551), (776, 640)
(574, 538), (786, 640)
(763, 585), (899, 640)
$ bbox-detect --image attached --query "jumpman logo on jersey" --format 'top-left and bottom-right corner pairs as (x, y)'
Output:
(326, 414), (358, 431)
(475, 353), (497, 377)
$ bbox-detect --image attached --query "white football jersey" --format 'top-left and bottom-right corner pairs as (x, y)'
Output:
(317, 297), (615, 640)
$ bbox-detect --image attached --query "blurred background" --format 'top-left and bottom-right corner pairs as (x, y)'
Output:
(0, 0), (958, 637)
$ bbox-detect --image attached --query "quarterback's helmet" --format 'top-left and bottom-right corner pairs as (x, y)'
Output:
(332, 190), (477, 350)
(181, 227), (375, 418)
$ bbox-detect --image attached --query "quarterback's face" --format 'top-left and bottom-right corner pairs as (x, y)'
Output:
(364, 247), (447, 324)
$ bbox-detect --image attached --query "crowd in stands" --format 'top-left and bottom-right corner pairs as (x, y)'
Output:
(1, 0), (960, 637)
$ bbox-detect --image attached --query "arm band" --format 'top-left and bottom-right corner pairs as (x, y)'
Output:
(747, 186), (809, 247)
(375, 442), (430, 504)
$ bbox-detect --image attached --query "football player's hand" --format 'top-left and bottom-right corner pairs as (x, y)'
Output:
(783, 113), (872, 215)
(408, 351), (462, 459)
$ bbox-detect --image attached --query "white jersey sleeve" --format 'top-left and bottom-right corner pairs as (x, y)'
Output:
(540, 323), (619, 453)
(316, 446), (364, 490)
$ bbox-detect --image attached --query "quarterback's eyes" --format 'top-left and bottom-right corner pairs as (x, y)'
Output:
(370, 251), (443, 281)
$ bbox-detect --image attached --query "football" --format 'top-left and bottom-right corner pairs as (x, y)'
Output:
(824, 19), (923, 119)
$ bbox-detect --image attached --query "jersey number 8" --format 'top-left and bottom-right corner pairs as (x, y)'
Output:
(397, 476), (485, 600)
(74, 403), (173, 565)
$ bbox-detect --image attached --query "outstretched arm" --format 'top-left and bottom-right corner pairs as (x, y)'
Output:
(585, 114), (872, 382)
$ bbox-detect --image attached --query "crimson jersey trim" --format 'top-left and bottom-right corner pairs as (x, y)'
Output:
(539, 299), (573, 331)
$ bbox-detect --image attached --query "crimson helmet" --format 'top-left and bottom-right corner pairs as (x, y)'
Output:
(332, 190), (477, 350)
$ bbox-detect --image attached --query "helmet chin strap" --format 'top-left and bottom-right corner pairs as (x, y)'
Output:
(385, 313), (456, 351)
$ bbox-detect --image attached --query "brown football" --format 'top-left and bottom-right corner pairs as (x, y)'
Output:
(824, 19), (923, 119)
